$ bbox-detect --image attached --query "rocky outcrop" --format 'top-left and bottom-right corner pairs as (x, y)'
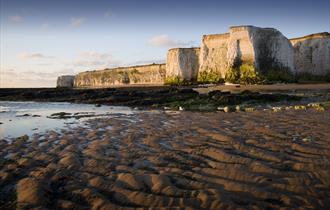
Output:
(166, 48), (200, 81)
(199, 33), (230, 78)
(199, 26), (294, 80)
(56, 75), (75, 88)
(290, 32), (330, 78)
(74, 64), (165, 87)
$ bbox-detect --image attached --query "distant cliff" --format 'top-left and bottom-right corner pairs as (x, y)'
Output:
(74, 64), (165, 88)
(57, 75), (74, 88)
(166, 48), (200, 81)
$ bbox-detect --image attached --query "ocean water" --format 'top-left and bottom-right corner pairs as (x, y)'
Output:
(0, 101), (133, 140)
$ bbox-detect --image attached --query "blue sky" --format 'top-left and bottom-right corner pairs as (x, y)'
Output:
(1, 0), (329, 87)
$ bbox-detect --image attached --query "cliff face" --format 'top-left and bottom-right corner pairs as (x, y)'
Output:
(74, 64), (166, 87)
(199, 26), (294, 78)
(166, 48), (200, 81)
(199, 33), (230, 78)
(290, 33), (330, 77)
(56, 75), (75, 88)
(233, 26), (294, 74)
(57, 25), (330, 87)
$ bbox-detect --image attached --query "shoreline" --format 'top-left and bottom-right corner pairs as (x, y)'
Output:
(1, 84), (330, 112)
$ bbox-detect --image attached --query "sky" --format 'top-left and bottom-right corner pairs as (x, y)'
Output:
(0, 0), (329, 87)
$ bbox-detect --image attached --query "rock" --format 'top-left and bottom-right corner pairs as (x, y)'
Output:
(17, 134), (29, 141)
(199, 25), (294, 81)
(272, 107), (282, 112)
(294, 105), (307, 110)
(244, 107), (255, 112)
(223, 106), (231, 113)
(49, 112), (71, 119)
(285, 106), (293, 110)
(56, 75), (75, 88)
(315, 106), (325, 112)
(16, 114), (31, 117)
(217, 106), (232, 112)
(16, 178), (49, 207)
(307, 103), (326, 111)
(74, 64), (166, 87)
(302, 137), (312, 143)
(166, 48), (200, 81)
(291, 33), (330, 79)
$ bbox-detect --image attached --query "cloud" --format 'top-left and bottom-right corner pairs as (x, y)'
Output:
(70, 17), (85, 27)
(1, 69), (16, 76)
(0, 68), (73, 88)
(147, 34), (194, 48)
(73, 51), (121, 69)
(9, 15), (24, 23)
(18, 52), (53, 59)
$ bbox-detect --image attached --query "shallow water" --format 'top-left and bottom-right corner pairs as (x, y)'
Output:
(0, 101), (133, 140)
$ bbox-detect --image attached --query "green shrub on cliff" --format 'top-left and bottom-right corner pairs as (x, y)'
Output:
(225, 68), (240, 83)
(165, 76), (187, 85)
(239, 64), (263, 84)
(225, 63), (293, 84)
(197, 71), (224, 84)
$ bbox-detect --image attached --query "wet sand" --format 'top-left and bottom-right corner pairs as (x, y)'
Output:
(1, 109), (330, 209)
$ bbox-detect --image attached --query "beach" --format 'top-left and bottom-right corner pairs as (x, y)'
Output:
(1, 108), (330, 209)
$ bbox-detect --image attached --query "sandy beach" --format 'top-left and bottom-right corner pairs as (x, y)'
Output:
(1, 109), (329, 209)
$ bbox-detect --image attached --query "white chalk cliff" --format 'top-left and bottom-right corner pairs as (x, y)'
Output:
(199, 26), (294, 78)
(56, 75), (75, 88)
(57, 26), (330, 88)
(291, 33), (330, 77)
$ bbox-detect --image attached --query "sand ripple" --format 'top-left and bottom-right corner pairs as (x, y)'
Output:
(0, 110), (330, 209)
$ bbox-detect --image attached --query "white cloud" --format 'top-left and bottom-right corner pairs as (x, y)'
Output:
(18, 52), (53, 59)
(9, 15), (24, 23)
(0, 68), (71, 88)
(70, 17), (85, 27)
(73, 51), (121, 69)
(147, 34), (194, 48)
